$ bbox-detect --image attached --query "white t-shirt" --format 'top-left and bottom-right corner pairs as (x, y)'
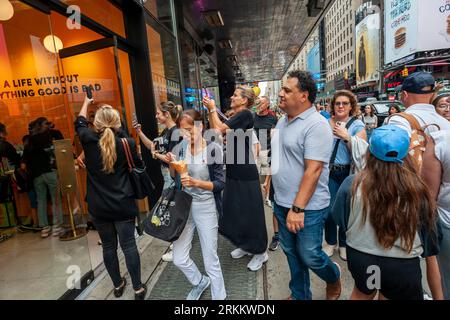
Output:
(387, 103), (450, 136)
(431, 130), (450, 228)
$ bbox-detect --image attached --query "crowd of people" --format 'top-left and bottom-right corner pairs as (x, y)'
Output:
(1, 117), (65, 238)
(3, 69), (449, 301)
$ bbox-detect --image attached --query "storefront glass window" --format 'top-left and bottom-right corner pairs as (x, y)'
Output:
(144, 0), (174, 32)
(0, 2), (95, 299)
(146, 23), (182, 109)
(60, 0), (126, 38)
(199, 56), (219, 108)
(180, 33), (201, 109)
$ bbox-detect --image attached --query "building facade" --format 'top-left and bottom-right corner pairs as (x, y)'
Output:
(324, 0), (362, 92)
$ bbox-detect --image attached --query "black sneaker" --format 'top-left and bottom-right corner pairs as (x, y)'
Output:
(269, 236), (280, 251)
(135, 283), (147, 300)
(113, 277), (127, 298)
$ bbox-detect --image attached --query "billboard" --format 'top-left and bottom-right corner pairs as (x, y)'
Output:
(418, 0), (450, 52)
(385, 0), (450, 65)
(356, 12), (380, 85)
(307, 42), (321, 80)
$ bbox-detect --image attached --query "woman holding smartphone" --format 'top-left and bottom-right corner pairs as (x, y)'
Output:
(75, 95), (147, 300)
(133, 101), (181, 262)
(324, 90), (366, 261)
(133, 101), (181, 189)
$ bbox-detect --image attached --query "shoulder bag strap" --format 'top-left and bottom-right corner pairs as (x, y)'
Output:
(330, 117), (356, 164)
(121, 138), (134, 171)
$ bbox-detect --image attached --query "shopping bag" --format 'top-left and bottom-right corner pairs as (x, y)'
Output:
(143, 186), (192, 242)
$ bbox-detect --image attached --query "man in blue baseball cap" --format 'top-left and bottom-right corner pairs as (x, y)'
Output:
(388, 71), (450, 137)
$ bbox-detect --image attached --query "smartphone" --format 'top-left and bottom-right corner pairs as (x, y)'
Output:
(86, 86), (93, 99)
(336, 121), (346, 128)
(202, 87), (209, 98)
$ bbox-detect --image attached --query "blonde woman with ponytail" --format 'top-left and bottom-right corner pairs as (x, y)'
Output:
(76, 95), (147, 300)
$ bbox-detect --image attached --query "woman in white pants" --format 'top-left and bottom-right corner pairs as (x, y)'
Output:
(169, 109), (226, 300)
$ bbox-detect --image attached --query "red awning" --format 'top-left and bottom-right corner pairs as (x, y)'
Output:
(384, 71), (394, 79)
(384, 69), (400, 79)
(429, 62), (447, 66)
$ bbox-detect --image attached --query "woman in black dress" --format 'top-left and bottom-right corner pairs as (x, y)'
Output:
(203, 86), (268, 271)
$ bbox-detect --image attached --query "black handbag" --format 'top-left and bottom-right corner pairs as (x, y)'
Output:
(143, 184), (192, 242)
(121, 138), (154, 200)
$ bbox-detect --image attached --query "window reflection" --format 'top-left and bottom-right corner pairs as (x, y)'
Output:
(146, 23), (181, 108)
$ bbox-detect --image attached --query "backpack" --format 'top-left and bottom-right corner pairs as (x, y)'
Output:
(387, 113), (439, 171)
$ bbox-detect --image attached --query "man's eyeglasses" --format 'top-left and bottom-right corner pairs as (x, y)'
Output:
(334, 102), (351, 107)
(436, 104), (450, 111)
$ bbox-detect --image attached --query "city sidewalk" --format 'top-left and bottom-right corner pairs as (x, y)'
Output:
(78, 204), (429, 300)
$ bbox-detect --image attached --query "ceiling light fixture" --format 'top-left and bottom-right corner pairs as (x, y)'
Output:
(43, 35), (64, 53)
(0, 0), (14, 21)
(201, 10), (224, 27)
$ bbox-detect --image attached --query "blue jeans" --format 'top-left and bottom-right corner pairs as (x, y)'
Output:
(91, 217), (142, 290)
(273, 202), (340, 300)
(325, 167), (350, 247)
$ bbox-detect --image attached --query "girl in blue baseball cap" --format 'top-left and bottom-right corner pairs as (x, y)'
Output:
(331, 125), (441, 300)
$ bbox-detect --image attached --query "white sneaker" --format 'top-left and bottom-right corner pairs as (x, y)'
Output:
(339, 247), (347, 261)
(52, 225), (63, 237)
(41, 226), (51, 238)
(169, 243), (173, 250)
(162, 250), (173, 262)
(247, 252), (268, 271)
(323, 243), (336, 257)
(423, 293), (433, 300)
(231, 248), (252, 259)
(186, 275), (210, 300)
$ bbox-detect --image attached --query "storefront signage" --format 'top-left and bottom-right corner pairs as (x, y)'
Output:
(356, 3), (380, 86)
(386, 81), (402, 89)
(385, 0), (450, 65)
(0, 74), (102, 100)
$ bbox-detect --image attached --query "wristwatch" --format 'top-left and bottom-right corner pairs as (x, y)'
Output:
(209, 108), (217, 114)
(291, 205), (305, 213)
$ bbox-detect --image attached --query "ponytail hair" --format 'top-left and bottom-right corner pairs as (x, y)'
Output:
(160, 101), (181, 123)
(94, 105), (121, 174)
(236, 85), (256, 108)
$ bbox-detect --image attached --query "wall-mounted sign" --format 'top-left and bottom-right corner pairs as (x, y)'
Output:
(0, 74), (102, 100)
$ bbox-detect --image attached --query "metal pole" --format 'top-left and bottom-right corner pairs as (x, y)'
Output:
(379, 0), (384, 96)
(170, 0), (186, 109)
